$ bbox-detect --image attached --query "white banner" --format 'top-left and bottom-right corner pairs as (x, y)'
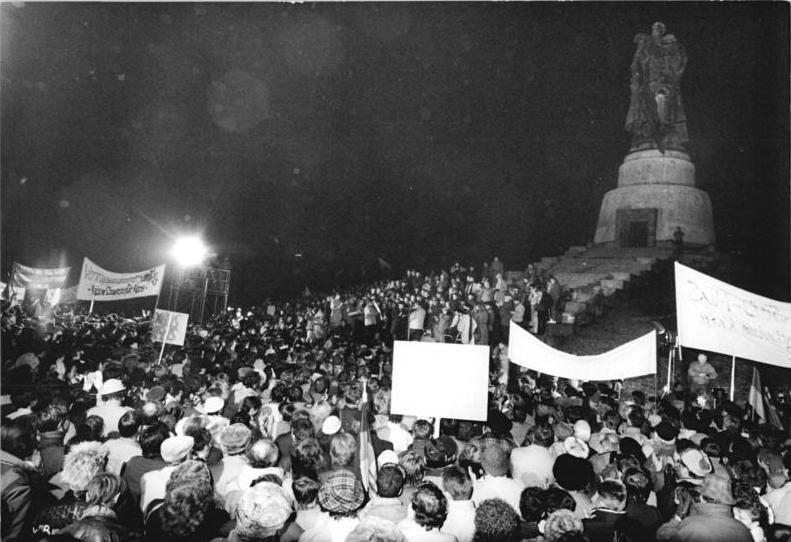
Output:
(675, 262), (791, 369)
(390, 341), (489, 421)
(11, 263), (71, 290)
(77, 259), (165, 301)
(508, 321), (656, 380)
(151, 309), (189, 346)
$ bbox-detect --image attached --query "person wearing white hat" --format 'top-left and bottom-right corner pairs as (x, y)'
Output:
(86, 379), (133, 438)
(139, 435), (194, 513)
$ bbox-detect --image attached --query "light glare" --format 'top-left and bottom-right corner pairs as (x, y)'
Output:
(171, 236), (208, 267)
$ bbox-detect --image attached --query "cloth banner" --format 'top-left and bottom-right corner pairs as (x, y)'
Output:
(58, 286), (78, 305)
(8, 286), (26, 307)
(390, 341), (489, 421)
(748, 366), (765, 422)
(675, 262), (791, 369)
(508, 321), (657, 380)
(11, 262), (70, 290)
(151, 309), (189, 346)
(77, 258), (165, 301)
(0, 281), (6, 300)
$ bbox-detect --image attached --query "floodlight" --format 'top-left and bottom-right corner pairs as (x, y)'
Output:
(171, 236), (208, 267)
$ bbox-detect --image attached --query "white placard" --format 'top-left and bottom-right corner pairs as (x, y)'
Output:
(675, 262), (791, 368)
(390, 341), (489, 421)
(151, 309), (190, 346)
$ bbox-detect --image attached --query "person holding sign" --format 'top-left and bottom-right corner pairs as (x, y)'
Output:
(687, 353), (717, 398)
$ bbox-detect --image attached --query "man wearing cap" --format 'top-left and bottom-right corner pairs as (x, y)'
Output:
(211, 482), (295, 542)
(213, 423), (253, 504)
(300, 470), (365, 542)
(656, 473), (752, 542)
(86, 379), (133, 437)
(139, 435), (195, 513)
(687, 353), (717, 398)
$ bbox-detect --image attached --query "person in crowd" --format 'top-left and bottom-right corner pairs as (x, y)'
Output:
(511, 423), (555, 489)
(301, 470), (366, 542)
(86, 379), (133, 438)
(687, 353), (717, 398)
(543, 509), (584, 542)
(144, 460), (229, 542)
(1, 418), (46, 540)
(211, 481), (295, 542)
(472, 445), (525, 516)
(473, 498), (522, 542)
(60, 472), (126, 542)
(656, 473), (753, 542)
(441, 466), (476, 542)
(103, 410), (142, 476)
(33, 441), (108, 536)
(140, 435), (195, 513)
(360, 462), (408, 523)
(122, 421), (170, 504)
(212, 423), (253, 502)
(397, 482), (455, 542)
(346, 516), (407, 542)
(37, 403), (70, 479)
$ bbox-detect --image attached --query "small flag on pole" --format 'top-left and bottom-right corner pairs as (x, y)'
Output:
(358, 383), (378, 493)
(748, 366), (765, 422)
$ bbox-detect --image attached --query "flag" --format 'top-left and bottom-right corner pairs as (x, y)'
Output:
(748, 366), (765, 422)
(358, 384), (378, 493)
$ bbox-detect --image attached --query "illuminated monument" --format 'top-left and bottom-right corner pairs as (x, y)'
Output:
(594, 22), (715, 248)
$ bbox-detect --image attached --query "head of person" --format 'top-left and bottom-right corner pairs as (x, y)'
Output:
(159, 461), (214, 539)
(247, 439), (279, 469)
(220, 423), (253, 457)
(480, 445), (510, 477)
(292, 475), (322, 511)
(520, 487), (547, 523)
(411, 482), (448, 531)
(442, 466), (473, 502)
(553, 454), (594, 492)
(593, 480), (627, 512)
(38, 403), (69, 434)
(329, 432), (356, 468)
(473, 498), (522, 542)
(291, 438), (325, 478)
(544, 488), (577, 514)
(117, 410), (141, 439)
(161, 436), (195, 465)
(61, 441), (109, 493)
(413, 419), (433, 440)
(543, 509), (583, 542)
(139, 422), (170, 459)
(99, 379), (126, 404)
(399, 450), (425, 487)
(317, 470), (365, 518)
(233, 482), (293, 542)
(346, 516), (407, 542)
(291, 418), (315, 443)
(623, 468), (652, 504)
(530, 423), (555, 448)
(1, 418), (38, 461)
(376, 463), (405, 499)
(85, 472), (125, 508)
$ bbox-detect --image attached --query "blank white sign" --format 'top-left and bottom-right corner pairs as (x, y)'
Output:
(390, 341), (490, 421)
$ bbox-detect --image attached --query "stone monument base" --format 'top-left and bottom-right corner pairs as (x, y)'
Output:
(593, 150), (716, 247)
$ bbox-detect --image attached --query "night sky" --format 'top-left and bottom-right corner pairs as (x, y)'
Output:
(2, 2), (789, 302)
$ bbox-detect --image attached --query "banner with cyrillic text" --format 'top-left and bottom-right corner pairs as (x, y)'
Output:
(391, 341), (489, 421)
(151, 309), (189, 346)
(11, 263), (71, 289)
(508, 321), (656, 380)
(77, 259), (165, 301)
(675, 262), (791, 369)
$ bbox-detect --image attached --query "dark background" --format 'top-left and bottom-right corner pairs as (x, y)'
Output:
(2, 2), (789, 302)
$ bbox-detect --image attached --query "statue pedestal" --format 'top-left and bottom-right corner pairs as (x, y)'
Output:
(593, 150), (715, 247)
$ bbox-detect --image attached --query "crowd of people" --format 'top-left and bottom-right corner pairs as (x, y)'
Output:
(2, 259), (791, 542)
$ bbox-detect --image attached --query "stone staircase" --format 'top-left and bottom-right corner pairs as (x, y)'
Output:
(509, 245), (676, 326)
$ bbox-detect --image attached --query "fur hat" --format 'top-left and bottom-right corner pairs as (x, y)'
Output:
(699, 474), (734, 505)
(235, 482), (292, 539)
(61, 442), (108, 492)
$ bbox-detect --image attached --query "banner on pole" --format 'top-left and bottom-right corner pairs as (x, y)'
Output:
(508, 321), (656, 381)
(675, 262), (791, 369)
(77, 259), (165, 301)
(58, 286), (78, 305)
(390, 341), (489, 421)
(151, 309), (189, 346)
(11, 263), (70, 290)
